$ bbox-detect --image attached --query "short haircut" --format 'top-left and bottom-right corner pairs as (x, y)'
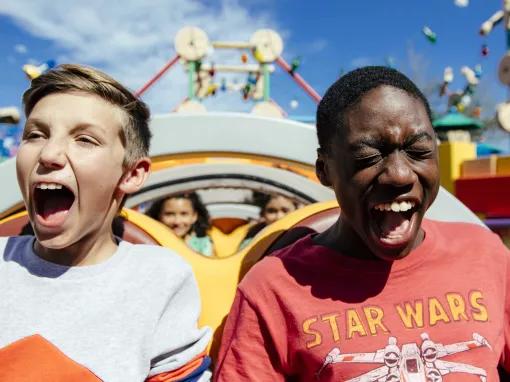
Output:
(316, 66), (432, 153)
(22, 64), (151, 167)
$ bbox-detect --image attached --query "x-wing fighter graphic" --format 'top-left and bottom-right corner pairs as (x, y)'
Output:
(316, 332), (491, 381)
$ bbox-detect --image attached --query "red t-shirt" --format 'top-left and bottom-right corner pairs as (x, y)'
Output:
(215, 219), (510, 381)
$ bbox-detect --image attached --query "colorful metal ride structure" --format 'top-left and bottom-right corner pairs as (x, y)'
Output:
(435, 3), (510, 246)
(135, 27), (320, 116)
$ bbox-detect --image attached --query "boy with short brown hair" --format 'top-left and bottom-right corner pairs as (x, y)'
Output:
(0, 64), (211, 381)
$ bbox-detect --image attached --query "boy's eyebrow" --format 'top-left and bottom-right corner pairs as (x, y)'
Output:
(24, 118), (49, 128)
(349, 131), (434, 151)
(69, 122), (107, 135)
(24, 119), (108, 137)
(348, 137), (381, 151)
(405, 131), (434, 146)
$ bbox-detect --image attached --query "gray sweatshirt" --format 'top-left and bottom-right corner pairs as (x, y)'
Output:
(0, 236), (211, 381)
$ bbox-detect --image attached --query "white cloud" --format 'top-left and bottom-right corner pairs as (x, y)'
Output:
(304, 39), (327, 55)
(26, 57), (40, 65)
(0, 0), (280, 113)
(14, 43), (27, 54)
(454, 0), (469, 8)
(350, 56), (373, 68)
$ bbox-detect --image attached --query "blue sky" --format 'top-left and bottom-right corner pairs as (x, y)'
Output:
(0, 0), (508, 128)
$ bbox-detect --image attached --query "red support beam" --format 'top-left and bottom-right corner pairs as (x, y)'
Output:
(135, 55), (180, 97)
(275, 57), (322, 104)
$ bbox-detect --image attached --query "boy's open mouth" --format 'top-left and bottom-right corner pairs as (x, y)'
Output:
(371, 200), (418, 248)
(34, 182), (75, 227)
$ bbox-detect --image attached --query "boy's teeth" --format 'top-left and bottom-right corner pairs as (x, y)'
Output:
(374, 201), (415, 212)
(36, 183), (63, 190)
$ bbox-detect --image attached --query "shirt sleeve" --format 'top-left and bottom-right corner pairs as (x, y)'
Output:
(146, 268), (212, 382)
(500, 240), (510, 374)
(213, 289), (286, 382)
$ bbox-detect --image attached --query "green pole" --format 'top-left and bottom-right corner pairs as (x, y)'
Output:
(263, 64), (270, 101)
(188, 61), (196, 100)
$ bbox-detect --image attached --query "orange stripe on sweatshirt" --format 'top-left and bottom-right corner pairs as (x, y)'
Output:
(146, 351), (207, 382)
(0, 334), (101, 381)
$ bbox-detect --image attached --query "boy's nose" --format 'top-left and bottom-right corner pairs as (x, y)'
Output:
(378, 151), (417, 187)
(38, 140), (66, 169)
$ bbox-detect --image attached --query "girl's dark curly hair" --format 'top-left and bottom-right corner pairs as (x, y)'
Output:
(146, 192), (211, 237)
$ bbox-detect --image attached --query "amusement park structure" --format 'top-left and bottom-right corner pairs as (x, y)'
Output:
(135, 26), (320, 117)
(432, 4), (510, 247)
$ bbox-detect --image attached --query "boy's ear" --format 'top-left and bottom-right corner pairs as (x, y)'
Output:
(118, 157), (151, 195)
(315, 148), (332, 187)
